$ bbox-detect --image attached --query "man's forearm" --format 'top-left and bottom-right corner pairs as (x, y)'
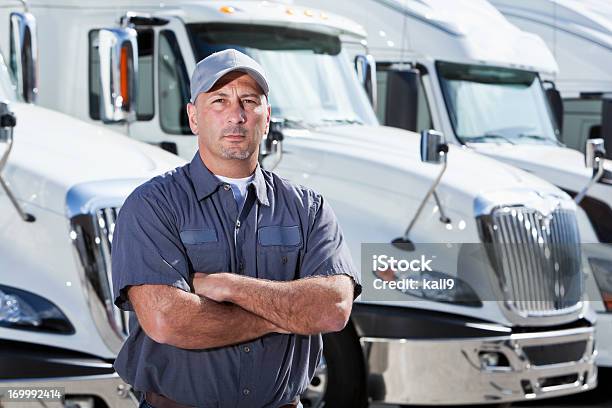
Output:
(129, 285), (281, 350)
(224, 275), (353, 335)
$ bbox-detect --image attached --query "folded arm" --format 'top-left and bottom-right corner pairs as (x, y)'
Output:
(193, 273), (355, 335)
(128, 284), (287, 350)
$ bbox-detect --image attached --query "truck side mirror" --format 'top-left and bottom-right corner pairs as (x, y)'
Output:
(601, 94), (612, 160)
(575, 138), (606, 204)
(585, 139), (606, 170)
(543, 80), (563, 136)
(420, 129), (448, 164)
(385, 69), (420, 132)
(259, 118), (284, 170)
(354, 54), (377, 110)
(398, 130), (450, 243)
(94, 28), (138, 123)
(9, 12), (38, 103)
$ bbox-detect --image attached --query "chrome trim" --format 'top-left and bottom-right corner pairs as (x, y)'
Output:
(474, 190), (583, 324)
(66, 179), (145, 354)
(360, 326), (596, 405)
(474, 189), (575, 217)
(0, 373), (137, 407)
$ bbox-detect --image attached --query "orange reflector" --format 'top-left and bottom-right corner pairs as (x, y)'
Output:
(603, 293), (612, 312)
(219, 5), (235, 14)
(120, 46), (129, 108)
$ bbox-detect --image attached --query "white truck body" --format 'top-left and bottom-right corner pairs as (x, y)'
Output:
(297, 0), (612, 369)
(0, 1), (599, 405)
(490, 0), (612, 154)
(0, 48), (185, 406)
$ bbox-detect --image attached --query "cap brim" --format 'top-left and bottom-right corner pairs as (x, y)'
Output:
(190, 66), (269, 103)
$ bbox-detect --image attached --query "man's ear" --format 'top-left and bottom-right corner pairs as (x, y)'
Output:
(264, 102), (272, 135)
(187, 103), (198, 135)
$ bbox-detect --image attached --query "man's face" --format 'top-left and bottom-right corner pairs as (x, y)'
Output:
(187, 71), (270, 162)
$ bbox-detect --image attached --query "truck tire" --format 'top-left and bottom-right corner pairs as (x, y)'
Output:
(302, 323), (368, 408)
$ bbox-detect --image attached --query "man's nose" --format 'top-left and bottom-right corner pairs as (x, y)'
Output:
(227, 99), (246, 124)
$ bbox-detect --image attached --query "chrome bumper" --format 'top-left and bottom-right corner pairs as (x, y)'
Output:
(362, 326), (597, 405)
(0, 374), (137, 407)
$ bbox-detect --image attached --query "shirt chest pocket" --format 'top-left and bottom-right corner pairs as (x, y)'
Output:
(180, 228), (229, 273)
(256, 225), (303, 281)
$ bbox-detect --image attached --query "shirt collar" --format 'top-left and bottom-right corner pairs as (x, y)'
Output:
(189, 152), (270, 206)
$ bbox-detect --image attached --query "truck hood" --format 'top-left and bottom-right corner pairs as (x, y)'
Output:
(470, 142), (612, 192)
(311, 124), (564, 200)
(3, 102), (186, 215)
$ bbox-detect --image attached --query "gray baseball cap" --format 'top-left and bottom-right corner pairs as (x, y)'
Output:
(189, 49), (269, 103)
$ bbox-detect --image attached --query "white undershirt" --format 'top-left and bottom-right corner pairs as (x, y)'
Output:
(215, 174), (254, 210)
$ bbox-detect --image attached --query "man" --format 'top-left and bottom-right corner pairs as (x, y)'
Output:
(111, 49), (361, 408)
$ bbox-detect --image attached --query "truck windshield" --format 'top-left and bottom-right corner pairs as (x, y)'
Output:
(437, 61), (559, 145)
(187, 24), (378, 128)
(0, 51), (16, 102)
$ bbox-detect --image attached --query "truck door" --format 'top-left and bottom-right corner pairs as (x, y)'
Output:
(125, 16), (198, 159)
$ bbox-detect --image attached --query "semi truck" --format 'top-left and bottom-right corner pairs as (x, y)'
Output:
(0, 1), (600, 406)
(490, 0), (612, 155)
(298, 0), (612, 371)
(0, 47), (185, 408)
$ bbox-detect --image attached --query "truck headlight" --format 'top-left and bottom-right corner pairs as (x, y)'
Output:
(0, 285), (74, 334)
(374, 269), (481, 306)
(589, 258), (612, 312)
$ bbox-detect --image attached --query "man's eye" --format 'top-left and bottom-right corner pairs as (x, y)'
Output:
(213, 99), (224, 103)
(243, 99), (257, 104)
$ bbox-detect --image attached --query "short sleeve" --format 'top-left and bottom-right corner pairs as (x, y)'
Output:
(300, 194), (362, 299)
(111, 188), (190, 311)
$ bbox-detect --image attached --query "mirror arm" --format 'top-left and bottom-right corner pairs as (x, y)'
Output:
(402, 150), (448, 240)
(0, 108), (35, 222)
(266, 140), (283, 171)
(575, 156), (605, 205)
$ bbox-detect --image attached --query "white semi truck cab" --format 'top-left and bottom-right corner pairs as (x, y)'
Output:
(298, 0), (612, 370)
(0, 1), (600, 406)
(490, 0), (612, 156)
(0, 41), (185, 408)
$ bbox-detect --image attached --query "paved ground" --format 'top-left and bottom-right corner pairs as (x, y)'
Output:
(371, 368), (611, 408)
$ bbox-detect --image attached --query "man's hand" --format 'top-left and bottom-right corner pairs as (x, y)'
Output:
(192, 273), (291, 334)
(193, 272), (355, 335)
(193, 272), (235, 302)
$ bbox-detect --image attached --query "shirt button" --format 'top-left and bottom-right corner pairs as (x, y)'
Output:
(239, 261), (245, 271)
(236, 220), (241, 229)
(243, 346), (251, 353)
(223, 184), (230, 191)
(242, 388), (250, 396)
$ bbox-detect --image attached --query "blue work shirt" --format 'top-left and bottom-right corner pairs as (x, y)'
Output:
(111, 152), (361, 408)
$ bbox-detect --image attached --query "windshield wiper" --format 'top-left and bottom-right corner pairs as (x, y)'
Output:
(516, 133), (564, 146)
(272, 117), (310, 129)
(464, 134), (516, 145)
(319, 118), (364, 126)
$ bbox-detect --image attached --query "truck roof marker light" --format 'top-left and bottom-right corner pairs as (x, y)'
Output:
(219, 6), (235, 14)
(286, 8), (295, 16)
(304, 9), (314, 17)
(320, 12), (328, 20)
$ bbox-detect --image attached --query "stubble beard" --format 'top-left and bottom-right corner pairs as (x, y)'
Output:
(219, 125), (260, 160)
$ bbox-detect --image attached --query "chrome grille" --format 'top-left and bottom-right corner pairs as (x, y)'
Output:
(70, 207), (129, 340)
(479, 206), (582, 316)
